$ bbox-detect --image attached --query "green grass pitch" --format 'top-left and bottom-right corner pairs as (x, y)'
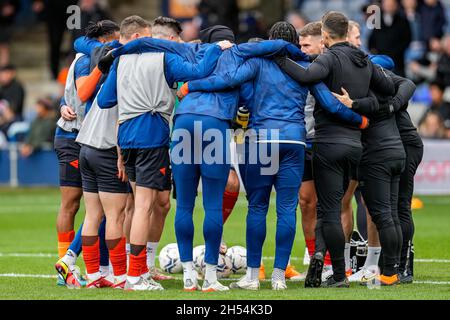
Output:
(0, 188), (449, 300)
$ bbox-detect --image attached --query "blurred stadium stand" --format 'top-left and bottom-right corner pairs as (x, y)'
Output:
(1, 0), (450, 188)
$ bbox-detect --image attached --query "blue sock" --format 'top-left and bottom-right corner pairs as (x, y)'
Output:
(68, 223), (83, 256)
(202, 176), (227, 265)
(174, 175), (199, 262)
(99, 217), (109, 267)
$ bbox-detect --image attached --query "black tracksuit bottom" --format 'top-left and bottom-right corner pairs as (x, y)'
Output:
(312, 143), (362, 281)
(398, 144), (424, 276)
(359, 159), (405, 276)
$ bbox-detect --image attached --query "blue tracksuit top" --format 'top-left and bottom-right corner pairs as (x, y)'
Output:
(109, 37), (308, 121)
(187, 59), (364, 143)
(56, 37), (122, 140)
(96, 43), (223, 149)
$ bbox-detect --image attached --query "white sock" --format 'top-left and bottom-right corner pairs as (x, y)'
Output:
(204, 263), (217, 284)
(271, 268), (285, 283)
(344, 243), (351, 271)
(62, 249), (77, 266)
(126, 243), (130, 271)
(115, 274), (127, 284)
(364, 247), (382, 268)
(127, 275), (140, 285)
(182, 261), (195, 283)
(100, 265), (110, 277)
(146, 242), (158, 269)
(87, 271), (101, 282)
(246, 267), (260, 281)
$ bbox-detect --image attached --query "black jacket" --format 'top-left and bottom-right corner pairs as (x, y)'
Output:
(276, 42), (395, 147)
(368, 12), (412, 76)
(0, 78), (25, 117)
(355, 70), (415, 164)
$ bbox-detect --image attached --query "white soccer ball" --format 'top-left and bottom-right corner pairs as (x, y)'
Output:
(158, 243), (182, 274)
(193, 245), (206, 274)
(226, 245), (247, 274)
(217, 253), (233, 278)
(193, 245), (232, 278)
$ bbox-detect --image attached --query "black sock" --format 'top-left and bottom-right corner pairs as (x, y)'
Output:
(378, 226), (399, 276)
(323, 222), (346, 281)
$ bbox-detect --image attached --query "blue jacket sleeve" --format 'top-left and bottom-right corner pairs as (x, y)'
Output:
(97, 60), (118, 109)
(164, 45), (223, 84)
(233, 40), (308, 61)
(369, 54), (395, 71)
(74, 36), (103, 55)
(239, 82), (253, 107)
(112, 37), (202, 62)
(309, 82), (363, 126)
(74, 55), (90, 81)
(188, 59), (259, 92)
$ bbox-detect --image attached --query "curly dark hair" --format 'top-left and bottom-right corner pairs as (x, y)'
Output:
(268, 21), (299, 45)
(85, 20), (120, 39)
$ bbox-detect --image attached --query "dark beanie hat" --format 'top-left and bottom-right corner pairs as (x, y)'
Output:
(199, 25), (235, 44)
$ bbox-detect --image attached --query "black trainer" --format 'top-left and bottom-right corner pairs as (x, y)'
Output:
(321, 275), (350, 288)
(305, 252), (324, 288)
(399, 272), (414, 284)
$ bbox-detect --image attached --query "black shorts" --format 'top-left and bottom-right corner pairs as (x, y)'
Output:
(79, 145), (129, 194)
(302, 148), (313, 182)
(122, 147), (172, 191)
(54, 137), (82, 188)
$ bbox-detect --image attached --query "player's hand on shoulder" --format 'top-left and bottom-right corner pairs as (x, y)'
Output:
(217, 40), (234, 51)
(98, 49), (116, 74)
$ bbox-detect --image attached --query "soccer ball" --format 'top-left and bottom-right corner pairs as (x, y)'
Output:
(193, 245), (206, 274)
(226, 246), (247, 274)
(193, 245), (232, 279)
(217, 253), (233, 278)
(158, 243), (182, 274)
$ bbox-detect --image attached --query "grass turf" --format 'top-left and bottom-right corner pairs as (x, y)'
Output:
(0, 188), (449, 300)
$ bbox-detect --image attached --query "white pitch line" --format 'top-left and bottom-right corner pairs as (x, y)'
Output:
(0, 273), (56, 279)
(415, 281), (450, 285)
(415, 259), (450, 263)
(0, 274), (449, 285)
(0, 253), (56, 258)
(1, 253), (450, 263)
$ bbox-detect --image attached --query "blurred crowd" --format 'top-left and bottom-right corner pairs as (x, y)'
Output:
(1, 0), (450, 158)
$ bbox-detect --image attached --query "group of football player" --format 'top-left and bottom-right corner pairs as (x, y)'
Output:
(52, 9), (423, 292)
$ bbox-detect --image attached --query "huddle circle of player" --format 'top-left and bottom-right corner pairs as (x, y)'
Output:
(53, 11), (423, 292)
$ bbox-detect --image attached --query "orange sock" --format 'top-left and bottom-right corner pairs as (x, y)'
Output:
(142, 262), (149, 275)
(128, 246), (146, 277)
(324, 251), (332, 266)
(82, 237), (100, 275)
(305, 239), (315, 257)
(305, 239), (332, 266)
(223, 191), (239, 224)
(108, 237), (127, 277)
(57, 230), (75, 258)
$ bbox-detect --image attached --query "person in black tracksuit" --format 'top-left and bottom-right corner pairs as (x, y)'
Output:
(275, 12), (395, 287)
(348, 69), (416, 285)
(395, 87), (424, 284)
